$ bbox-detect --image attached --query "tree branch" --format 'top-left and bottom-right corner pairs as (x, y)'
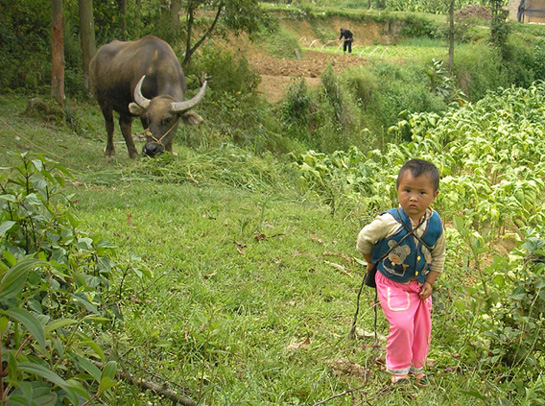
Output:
(91, 361), (196, 406)
(183, 2), (224, 66)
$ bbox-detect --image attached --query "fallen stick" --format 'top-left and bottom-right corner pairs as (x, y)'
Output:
(91, 361), (196, 406)
(122, 369), (197, 406)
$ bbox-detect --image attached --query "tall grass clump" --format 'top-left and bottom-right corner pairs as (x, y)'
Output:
(280, 60), (451, 152)
(501, 35), (545, 88)
(349, 61), (446, 141)
(280, 67), (379, 153)
(259, 26), (303, 60)
(453, 42), (508, 101)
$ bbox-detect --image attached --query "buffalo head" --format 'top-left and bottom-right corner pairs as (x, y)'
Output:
(129, 75), (207, 157)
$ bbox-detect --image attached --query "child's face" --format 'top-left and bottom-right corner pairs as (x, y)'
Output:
(397, 170), (438, 222)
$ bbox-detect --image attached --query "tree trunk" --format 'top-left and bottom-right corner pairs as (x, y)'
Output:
(171, 0), (181, 33)
(119, 0), (127, 40)
(78, 0), (96, 96)
(448, 0), (455, 72)
(51, 0), (64, 107)
(136, 0), (141, 20)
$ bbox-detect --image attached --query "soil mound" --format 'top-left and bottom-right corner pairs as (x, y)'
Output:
(455, 4), (491, 21)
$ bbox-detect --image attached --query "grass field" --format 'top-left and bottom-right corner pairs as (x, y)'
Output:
(0, 94), (505, 405)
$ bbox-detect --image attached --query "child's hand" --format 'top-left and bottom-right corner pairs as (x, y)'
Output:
(419, 281), (433, 299)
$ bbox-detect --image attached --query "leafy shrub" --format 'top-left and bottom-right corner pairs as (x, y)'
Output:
(531, 40), (545, 81)
(0, 0), (51, 93)
(485, 236), (545, 370)
(190, 47), (260, 96)
(281, 78), (314, 127)
(399, 14), (442, 39)
(0, 153), (146, 404)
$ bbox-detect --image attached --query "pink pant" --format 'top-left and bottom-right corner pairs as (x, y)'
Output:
(375, 271), (432, 376)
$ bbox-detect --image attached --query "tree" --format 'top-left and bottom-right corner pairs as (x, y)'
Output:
(119, 0), (127, 40)
(51, 0), (64, 106)
(489, 0), (510, 51)
(79, 0), (96, 95)
(181, 0), (263, 67)
(448, 0), (455, 71)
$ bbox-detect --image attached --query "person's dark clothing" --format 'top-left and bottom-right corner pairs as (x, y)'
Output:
(339, 29), (354, 53)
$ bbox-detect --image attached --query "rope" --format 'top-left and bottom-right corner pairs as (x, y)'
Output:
(349, 273), (379, 344)
(144, 119), (179, 148)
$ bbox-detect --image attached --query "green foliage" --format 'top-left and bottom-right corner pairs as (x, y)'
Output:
(259, 26), (302, 60)
(486, 236), (545, 369)
(279, 68), (381, 154)
(353, 61), (447, 140)
(281, 78), (314, 127)
(320, 66), (355, 131)
(452, 43), (507, 100)
(190, 48), (260, 96)
(290, 83), (545, 398)
(0, 0), (51, 93)
(489, 0), (510, 51)
(398, 14), (443, 39)
(0, 153), (147, 404)
(426, 58), (467, 104)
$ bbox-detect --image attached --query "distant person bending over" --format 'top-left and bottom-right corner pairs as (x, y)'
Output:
(356, 159), (446, 386)
(339, 28), (354, 54)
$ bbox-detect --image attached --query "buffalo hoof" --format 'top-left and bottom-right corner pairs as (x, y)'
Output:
(104, 147), (115, 158)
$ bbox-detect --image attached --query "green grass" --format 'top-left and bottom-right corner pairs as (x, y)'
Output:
(306, 42), (450, 62)
(0, 94), (500, 405)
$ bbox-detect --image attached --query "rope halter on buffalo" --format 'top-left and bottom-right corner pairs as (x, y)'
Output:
(143, 119), (179, 149)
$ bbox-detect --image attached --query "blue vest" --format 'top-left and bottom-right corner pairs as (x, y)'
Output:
(371, 208), (443, 284)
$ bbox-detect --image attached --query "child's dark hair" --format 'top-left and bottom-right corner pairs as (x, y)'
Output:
(396, 159), (440, 192)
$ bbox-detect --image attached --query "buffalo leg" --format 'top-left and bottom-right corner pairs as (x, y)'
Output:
(119, 115), (138, 158)
(100, 104), (116, 157)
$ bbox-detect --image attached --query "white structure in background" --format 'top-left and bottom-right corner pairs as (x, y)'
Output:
(509, 0), (545, 23)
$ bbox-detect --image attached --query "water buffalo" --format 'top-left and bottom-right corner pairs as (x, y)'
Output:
(89, 35), (207, 158)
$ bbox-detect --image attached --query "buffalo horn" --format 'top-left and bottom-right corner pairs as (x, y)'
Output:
(133, 75), (151, 109)
(170, 81), (207, 113)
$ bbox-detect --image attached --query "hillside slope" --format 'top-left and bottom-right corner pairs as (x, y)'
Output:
(230, 15), (406, 102)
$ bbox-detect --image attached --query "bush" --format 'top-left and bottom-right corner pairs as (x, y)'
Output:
(260, 26), (302, 60)
(0, 0), (51, 93)
(281, 78), (314, 127)
(531, 40), (545, 81)
(0, 153), (147, 404)
(189, 47), (260, 96)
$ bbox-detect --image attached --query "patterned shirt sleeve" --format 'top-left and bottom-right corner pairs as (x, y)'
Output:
(356, 213), (400, 256)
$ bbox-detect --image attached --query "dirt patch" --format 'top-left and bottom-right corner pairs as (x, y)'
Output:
(455, 4), (492, 21)
(249, 50), (366, 102)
